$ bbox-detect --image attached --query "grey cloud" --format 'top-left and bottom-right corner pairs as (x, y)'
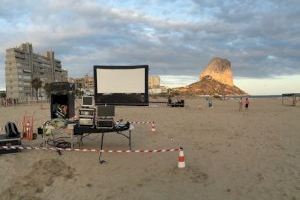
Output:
(0, 0), (300, 86)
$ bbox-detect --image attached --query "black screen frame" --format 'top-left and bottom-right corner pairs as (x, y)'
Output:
(94, 65), (149, 106)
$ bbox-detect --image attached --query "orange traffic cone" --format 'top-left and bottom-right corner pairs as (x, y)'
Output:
(178, 147), (185, 169)
(25, 121), (31, 140)
(151, 122), (156, 132)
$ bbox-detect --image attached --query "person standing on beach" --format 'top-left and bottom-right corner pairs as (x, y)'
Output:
(239, 97), (243, 111)
(245, 98), (249, 110)
(208, 97), (213, 108)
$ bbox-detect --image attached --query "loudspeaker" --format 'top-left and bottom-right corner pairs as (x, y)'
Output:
(97, 105), (115, 117)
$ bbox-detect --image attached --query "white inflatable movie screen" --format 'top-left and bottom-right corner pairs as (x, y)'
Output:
(94, 65), (149, 106)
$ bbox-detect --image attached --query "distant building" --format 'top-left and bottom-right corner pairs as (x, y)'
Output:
(5, 43), (68, 101)
(148, 75), (168, 94)
(149, 75), (160, 89)
(149, 86), (168, 94)
(69, 74), (94, 95)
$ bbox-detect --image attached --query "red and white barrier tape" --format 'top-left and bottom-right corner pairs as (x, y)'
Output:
(0, 121), (156, 132)
(130, 121), (156, 132)
(0, 145), (179, 153)
(130, 121), (154, 124)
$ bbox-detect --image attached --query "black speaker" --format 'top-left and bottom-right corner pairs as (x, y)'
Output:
(97, 105), (115, 117)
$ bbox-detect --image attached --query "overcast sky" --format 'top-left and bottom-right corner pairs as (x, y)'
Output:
(0, 0), (299, 94)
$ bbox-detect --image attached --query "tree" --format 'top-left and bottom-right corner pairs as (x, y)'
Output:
(167, 88), (172, 95)
(77, 82), (83, 92)
(0, 91), (6, 98)
(31, 78), (42, 101)
(76, 82), (84, 98)
(44, 83), (52, 100)
(75, 89), (84, 98)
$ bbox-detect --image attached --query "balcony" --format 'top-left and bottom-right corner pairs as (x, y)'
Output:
(23, 69), (32, 73)
(15, 53), (26, 59)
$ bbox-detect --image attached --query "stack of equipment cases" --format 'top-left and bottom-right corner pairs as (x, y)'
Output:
(95, 105), (115, 130)
(79, 108), (96, 126)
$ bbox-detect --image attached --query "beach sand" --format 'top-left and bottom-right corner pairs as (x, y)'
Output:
(0, 97), (299, 200)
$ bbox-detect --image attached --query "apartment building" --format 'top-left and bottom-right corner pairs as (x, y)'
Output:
(5, 43), (68, 101)
(69, 74), (94, 95)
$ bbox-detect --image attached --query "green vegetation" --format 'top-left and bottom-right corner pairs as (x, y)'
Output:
(31, 78), (42, 101)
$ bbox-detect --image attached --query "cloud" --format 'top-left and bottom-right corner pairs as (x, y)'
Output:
(0, 0), (300, 90)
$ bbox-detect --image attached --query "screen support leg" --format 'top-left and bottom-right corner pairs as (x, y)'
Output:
(99, 133), (106, 164)
(129, 130), (132, 150)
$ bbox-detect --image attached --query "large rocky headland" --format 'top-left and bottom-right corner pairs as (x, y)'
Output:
(174, 57), (246, 95)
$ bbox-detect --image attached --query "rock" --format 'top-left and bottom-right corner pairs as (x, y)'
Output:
(174, 76), (246, 95)
(173, 57), (246, 95)
(200, 57), (233, 86)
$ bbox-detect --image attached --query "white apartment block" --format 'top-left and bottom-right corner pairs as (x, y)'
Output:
(5, 43), (68, 101)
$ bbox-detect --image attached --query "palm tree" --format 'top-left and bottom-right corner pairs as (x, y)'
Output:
(31, 78), (42, 101)
(76, 82), (83, 98)
(0, 91), (6, 98)
(44, 83), (52, 100)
